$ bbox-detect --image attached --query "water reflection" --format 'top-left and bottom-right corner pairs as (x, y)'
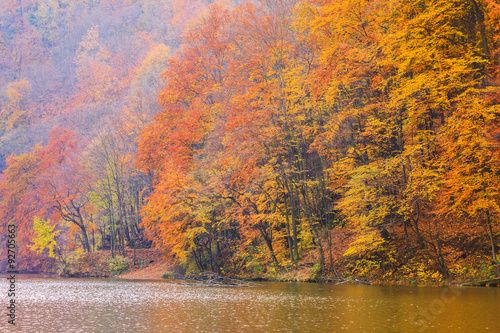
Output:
(1, 279), (498, 332)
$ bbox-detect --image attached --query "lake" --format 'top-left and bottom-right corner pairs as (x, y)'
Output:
(2, 278), (499, 332)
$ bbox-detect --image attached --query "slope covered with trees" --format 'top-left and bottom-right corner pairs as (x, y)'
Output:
(0, 0), (221, 272)
(1, 0), (499, 283)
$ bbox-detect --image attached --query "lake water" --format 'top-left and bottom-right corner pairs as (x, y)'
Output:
(2, 278), (499, 332)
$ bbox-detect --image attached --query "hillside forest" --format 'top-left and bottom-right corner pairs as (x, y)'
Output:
(1, 0), (500, 284)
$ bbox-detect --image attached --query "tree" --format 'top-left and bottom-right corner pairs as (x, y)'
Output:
(36, 127), (95, 253)
(0, 144), (45, 272)
(30, 216), (60, 259)
(85, 128), (146, 257)
(0, 78), (32, 132)
(75, 25), (120, 104)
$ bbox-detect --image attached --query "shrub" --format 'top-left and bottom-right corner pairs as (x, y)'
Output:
(108, 255), (130, 275)
(161, 270), (174, 279)
(309, 263), (322, 281)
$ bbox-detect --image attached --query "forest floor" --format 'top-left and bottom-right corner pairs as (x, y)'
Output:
(62, 248), (171, 278)
(118, 251), (170, 280)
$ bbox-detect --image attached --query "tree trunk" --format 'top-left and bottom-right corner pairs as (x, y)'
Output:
(486, 213), (497, 263)
(258, 224), (279, 267)
(285, 179), (299, 261)
(284, 192), (295, 261)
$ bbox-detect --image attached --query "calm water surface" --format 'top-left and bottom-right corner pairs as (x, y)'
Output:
(2, 278), (499, 332)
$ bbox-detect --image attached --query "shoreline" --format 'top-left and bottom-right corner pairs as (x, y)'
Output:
(8, 247), (498, 287)
(3, 271), (498, 287)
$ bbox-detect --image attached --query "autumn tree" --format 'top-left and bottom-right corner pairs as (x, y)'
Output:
(75, 26), (120, 104)
(0, 145), (45, 272)
(85, 127), (150, 257)
(0, 78), (32, 132)
(35, 127), (95, 252)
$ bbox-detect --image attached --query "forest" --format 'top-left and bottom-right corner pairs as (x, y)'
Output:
(1, 0), (500, 284)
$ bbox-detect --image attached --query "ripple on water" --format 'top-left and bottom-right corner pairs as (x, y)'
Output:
(2, 279), (498, 333)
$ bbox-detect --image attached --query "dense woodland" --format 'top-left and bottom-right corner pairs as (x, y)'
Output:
(1, 0), (500, 283)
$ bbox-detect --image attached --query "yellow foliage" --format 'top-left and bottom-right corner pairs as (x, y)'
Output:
(29, 217), (61, 259)
(1, 79), (32, 131)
